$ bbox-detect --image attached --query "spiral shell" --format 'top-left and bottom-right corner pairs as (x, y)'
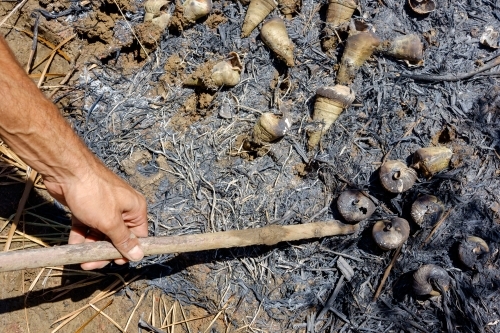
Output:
(337, 31), (381, 85)
(307, 85), (355, 150)
(183, 0), (212, 22)
(381, 34), (424, 66)
(144, 0), (169, 22)
(326, 0), (357, 27)
(412, 146), (452, 178)
(337, 190), (375, 223)
(410, 194), (443, 226)
(253, 112), (291, 144)
(379, 160), (417, 193)
(408, 0), (436, 14)
(372, 218), (410, 250)
(458, 236), (490, 270)
(413, 264), (450, 296)
(211, 52), (243, 87)
(241, 0), (277, 37)
(260, 17), (295, 66)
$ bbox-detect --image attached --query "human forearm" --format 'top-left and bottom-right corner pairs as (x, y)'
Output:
(0, 36), (148, 269)
(0, 36), (97, 183)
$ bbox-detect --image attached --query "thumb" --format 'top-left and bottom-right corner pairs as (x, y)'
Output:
(104, 220), (144, 262)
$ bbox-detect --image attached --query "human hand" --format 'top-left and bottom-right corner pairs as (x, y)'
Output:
(43, 162), (148, 270)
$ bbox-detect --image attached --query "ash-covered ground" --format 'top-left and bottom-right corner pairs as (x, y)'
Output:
(4, 0), (500, 331)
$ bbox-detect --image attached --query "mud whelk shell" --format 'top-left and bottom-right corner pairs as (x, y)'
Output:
(408, 0), (436, 14)
(336, 31), (381, 85)
(326, 0), (357, 27)
(211, 52), (243, 87)
(307, 85), (355, 150)
(260, 17), (295, 66)
(253, 112), (291, 144)
(379, 160), (417, 193)
(410, 194), (444, 226)
(337, 190), (375, 223)
(241, 0), (277, 37)
(458, 236), (490, 270)
(372, 218), (410, 250)
(381, 34), (424, 66)
(412, 146), (452, 178)
(183, 0), (212, 22)
(144, 0), (169, 22)
(413, 264), (450, 296)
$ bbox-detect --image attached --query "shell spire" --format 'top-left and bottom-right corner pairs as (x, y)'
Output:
(307, 85), (355, 150)
(260, 17), (295, 66)
(241, 0), (277, 37)
(336, 31), (381, 85)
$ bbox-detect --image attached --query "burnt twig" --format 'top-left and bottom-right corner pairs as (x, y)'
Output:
(401, 55), (500, 82)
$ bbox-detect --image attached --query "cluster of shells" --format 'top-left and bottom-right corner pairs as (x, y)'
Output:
(337, 146), (493, 296)
(141, 0), (485, 296)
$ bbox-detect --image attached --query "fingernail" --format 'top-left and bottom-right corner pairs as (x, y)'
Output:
(127, 245), (144, 261)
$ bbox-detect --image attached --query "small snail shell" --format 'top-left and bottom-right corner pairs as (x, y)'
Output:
(337, 190), (375, 223)
(372, 218), (410, 250)
(211, 52), (243, 87)
(307, 85), (355, 150)
(184, 53), (242, 89)
(260, 17), (295, 67)
(278, 0), (301, 18)
(326, 0), (357, 28)
(144, 0), (169, 22)
(336, 31), (381, 85)
(379, 160), (417, 193)
(253, 112), (291, 144)
(413, 264), (450, 296)
(408, 0), (436, 14)
(380, 34), (424, 67)
(480, 26), (499, 49)
(410, 194), (444, 226)
(412, 146), (452, 178)
(183, 0), (212, 22)
(152, 12), (171, 30)
(458, 236), (490, 270)
(241, 0), (277, 37)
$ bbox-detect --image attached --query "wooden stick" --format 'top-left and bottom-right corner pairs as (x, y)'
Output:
(401, 55), (500, 82)
(3, 168), (36, 251)
(0, 221), (357, 272)
(0, 0), (28, 28)
(420, 208), (452, 249)
(373, 245), (402, 301)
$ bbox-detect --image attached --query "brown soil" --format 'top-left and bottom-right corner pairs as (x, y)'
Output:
(0, 269), (221, 332)
(205, 11), (227, 29)
(162, 53), (186, 86)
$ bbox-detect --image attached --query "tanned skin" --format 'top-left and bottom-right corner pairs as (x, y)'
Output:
(0, 36), (148, 270)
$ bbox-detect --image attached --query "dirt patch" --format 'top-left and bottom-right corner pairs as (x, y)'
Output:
(162, 53), (186, 86)
(204, 11), (227, 29)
